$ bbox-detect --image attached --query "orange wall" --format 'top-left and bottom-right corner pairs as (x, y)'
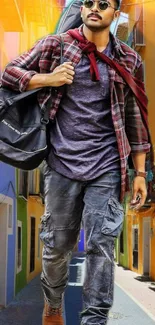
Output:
(121, 0), (155, 280)
(121, 0), (155, 148)
(0, 0), (65, 70)
(27, 197), (44, 282)
(127, 205), (155, 280)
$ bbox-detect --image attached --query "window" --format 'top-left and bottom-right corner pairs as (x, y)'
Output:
(133, 228), (139, 251)
(17, 221), (22, 273)
(143, 60), (146, 84)
(133, 227), (139, 269)
(30, 217), (36, 273)
(39, 168), (44, 203)
(134, 4), (145, 47)
(8, 204), (13, 235)
(29, 170), (36, 195)
(18, 170), (28, 199)
(38, 225), (41, 259)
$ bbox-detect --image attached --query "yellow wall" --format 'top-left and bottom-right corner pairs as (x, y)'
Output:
(27, 196), (44, 282)
(0, 0), (64, 68)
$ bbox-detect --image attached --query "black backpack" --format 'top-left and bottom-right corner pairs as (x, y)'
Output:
(0, 43), (64, 170)
(56, 0), (83, 33)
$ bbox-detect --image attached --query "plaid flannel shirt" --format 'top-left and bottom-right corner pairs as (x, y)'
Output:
(1, 26), (150, 201)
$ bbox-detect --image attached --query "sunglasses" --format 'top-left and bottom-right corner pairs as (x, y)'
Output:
(83, 0), (117, 11)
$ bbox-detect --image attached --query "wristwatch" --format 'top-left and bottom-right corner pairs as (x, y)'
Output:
(134, 170), (147, 179)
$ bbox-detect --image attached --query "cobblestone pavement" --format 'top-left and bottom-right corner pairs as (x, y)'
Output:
(0, 257), (155, 325)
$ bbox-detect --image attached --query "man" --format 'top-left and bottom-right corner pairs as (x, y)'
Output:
(1, 0), (150, 324)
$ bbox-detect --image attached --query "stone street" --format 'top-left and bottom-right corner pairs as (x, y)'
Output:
(0, 256), (155, 325)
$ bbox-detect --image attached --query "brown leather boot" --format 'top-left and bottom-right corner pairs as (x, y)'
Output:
(42, 303), (64, 325)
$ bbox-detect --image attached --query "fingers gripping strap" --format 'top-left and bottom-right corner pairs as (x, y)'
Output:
(41, 39), (64, 123)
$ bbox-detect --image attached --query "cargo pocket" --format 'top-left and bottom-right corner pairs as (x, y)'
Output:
(40, 213), (54, 248)
(101, 197), (124, 237)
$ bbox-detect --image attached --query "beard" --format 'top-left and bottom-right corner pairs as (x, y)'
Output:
(84, 22), (108, 32)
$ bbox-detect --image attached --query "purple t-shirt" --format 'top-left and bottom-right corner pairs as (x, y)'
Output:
(47, 42), (120, 180)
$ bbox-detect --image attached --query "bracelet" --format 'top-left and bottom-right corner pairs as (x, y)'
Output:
(134, 170), (147, 179)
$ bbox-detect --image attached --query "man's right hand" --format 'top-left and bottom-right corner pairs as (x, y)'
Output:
(49, 62), (75, 87)
(26, 62), (75, 90)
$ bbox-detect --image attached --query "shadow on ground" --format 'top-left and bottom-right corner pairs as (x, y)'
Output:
(0, 276), (44, 325)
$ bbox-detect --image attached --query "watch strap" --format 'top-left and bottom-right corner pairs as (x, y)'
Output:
(134, 170), (147, 179)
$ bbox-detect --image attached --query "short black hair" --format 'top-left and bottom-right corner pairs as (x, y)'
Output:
(115, 0), (120, 9)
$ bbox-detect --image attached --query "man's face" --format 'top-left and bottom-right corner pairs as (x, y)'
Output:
(81, 0), (120, 32)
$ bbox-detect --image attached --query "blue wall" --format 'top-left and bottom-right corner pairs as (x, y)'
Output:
(0, 162), (16, 305)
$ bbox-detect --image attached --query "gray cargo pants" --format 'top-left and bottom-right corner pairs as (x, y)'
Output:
(40, 164), (124, 324)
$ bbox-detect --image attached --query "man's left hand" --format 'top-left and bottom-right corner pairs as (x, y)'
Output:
(131, 176), (147, 209)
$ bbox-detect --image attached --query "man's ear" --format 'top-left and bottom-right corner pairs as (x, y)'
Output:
(113, 9), (120, 21)
(80, 5), (84, 17)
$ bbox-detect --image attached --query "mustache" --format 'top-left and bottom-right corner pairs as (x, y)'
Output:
(87, 13), (102, 19)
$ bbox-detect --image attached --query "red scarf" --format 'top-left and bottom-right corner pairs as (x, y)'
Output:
(67, 29), (154, 170)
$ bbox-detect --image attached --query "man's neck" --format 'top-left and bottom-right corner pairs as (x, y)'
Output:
(83, 25), (110, 52)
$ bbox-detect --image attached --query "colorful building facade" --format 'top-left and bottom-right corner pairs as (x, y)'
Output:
(115, 0), (155, 280)
(0, 0), (67, 305)
(127, 204), (155, 279)
(0, 162), (16, 306)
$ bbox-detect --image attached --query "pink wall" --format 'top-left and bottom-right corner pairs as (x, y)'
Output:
(4, 32), (19, 61)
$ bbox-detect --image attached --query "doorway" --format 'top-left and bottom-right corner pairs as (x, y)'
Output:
(0, 203), (8, 307)
(30, 217), (36, 273)
(143, 217), (151, 276)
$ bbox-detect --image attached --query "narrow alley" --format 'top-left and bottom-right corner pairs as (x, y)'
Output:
(0, 256), (155, 325)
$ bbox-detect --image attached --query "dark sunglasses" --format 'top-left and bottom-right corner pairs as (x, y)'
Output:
(83, 0), (117, 11)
